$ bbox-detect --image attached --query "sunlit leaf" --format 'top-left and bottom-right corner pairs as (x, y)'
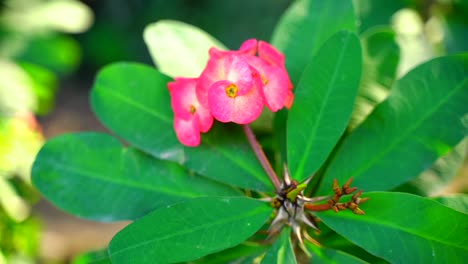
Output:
(144, 20), (226, 78)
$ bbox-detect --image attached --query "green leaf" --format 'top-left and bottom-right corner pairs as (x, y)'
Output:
(108, 197), (271, 263)
(432, 194), (468, 214)
(72, 249), (111, 264)
(319, 54), (468, 194)
(260, 227), (297, 264)
(306, 243), (369, 264)
(349, 27), (399, 129)
(144, 20), (226, 78)
(91, 63), (271, 192)
(31, 132), (241, 221)
(287, 31), (362, 181)
(394, 138), (467, 196)
(271, 0), (357, 85)
(316, 192), (468, 264)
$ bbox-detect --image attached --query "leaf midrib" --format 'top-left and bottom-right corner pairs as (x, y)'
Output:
(348, 78), (467, 180)
(110, 201), (269, 256)
(41, 159), (199, 198)
(294, 33), (352, 179)
(97, 86), (172, 124)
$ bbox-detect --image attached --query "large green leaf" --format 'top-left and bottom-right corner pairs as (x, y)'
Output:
(349, 27), (399, 129)
(144, 20), (226, 78)
(306, 243), (369, 264)
(91, 63), (271, 192)
(271, 0), (357, 85)
(260, 228), (297, 264)
(318, 54), (468, 194)
(287, 31), (362, 181)
(31, 132), (241, 221)
(316, 192), (468, 263)
(108, 197), (271, 263)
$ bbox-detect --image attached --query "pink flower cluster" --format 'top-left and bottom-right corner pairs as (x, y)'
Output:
(168, 39), (293, 147)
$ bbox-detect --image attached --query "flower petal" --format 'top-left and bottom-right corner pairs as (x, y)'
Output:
(208, 76), (263, 124)
(173, 115), (200, 147)
(238, 39), (257, 55)
(168, 77), (198, 119)
(258, 41), (285, 67)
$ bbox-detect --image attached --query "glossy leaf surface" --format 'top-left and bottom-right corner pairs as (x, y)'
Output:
(319, 54), (468, 194)
(109, 197), (271, 263)
(144, 20), (226, 78)
(91, 63), (270, 191)
(317, 192), (468, 263)
(32, 132), (241, 221)
(287, 31), (362, 181)
(271, 0), (356, 84)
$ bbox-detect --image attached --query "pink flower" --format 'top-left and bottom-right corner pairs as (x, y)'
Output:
(202, 39), (293, 112)
(198, 53), (264, 124)
(168, 77), (213, 147)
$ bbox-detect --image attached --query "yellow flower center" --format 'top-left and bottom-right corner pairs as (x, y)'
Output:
(189, 105), (196, 115)
(225, 84), (238, 98)
(261, 75), (268, 85)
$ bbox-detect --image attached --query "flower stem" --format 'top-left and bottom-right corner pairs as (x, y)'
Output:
(242, 124), (281, 192)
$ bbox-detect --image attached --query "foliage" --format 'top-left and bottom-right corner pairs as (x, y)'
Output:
(32, 0), (467, 263)
(0, 0), (93, 262)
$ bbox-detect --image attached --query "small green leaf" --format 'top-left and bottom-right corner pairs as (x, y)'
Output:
(260, 227), (297, 264)
(316, 192), (468, 263)
(287, 31), (362, 181)
(144, 20), (226, 78)
(306, 243), (369, 264)
(108, 197), (271, 264)
(91, 63), (271, 192)
(319, 54), (468, 194)
(271, 0), (357, 85)
(31, 132), (241, 221)
(349, 27), (399, 129)
(431, 194), (468, 214)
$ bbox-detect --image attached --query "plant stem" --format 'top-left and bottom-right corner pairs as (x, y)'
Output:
(242, 124), (281, 192)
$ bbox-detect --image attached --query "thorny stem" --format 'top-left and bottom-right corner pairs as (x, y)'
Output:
(242, 124), (281, 192)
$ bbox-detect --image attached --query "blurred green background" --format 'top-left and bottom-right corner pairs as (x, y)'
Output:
(0, 0), (466, 263)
